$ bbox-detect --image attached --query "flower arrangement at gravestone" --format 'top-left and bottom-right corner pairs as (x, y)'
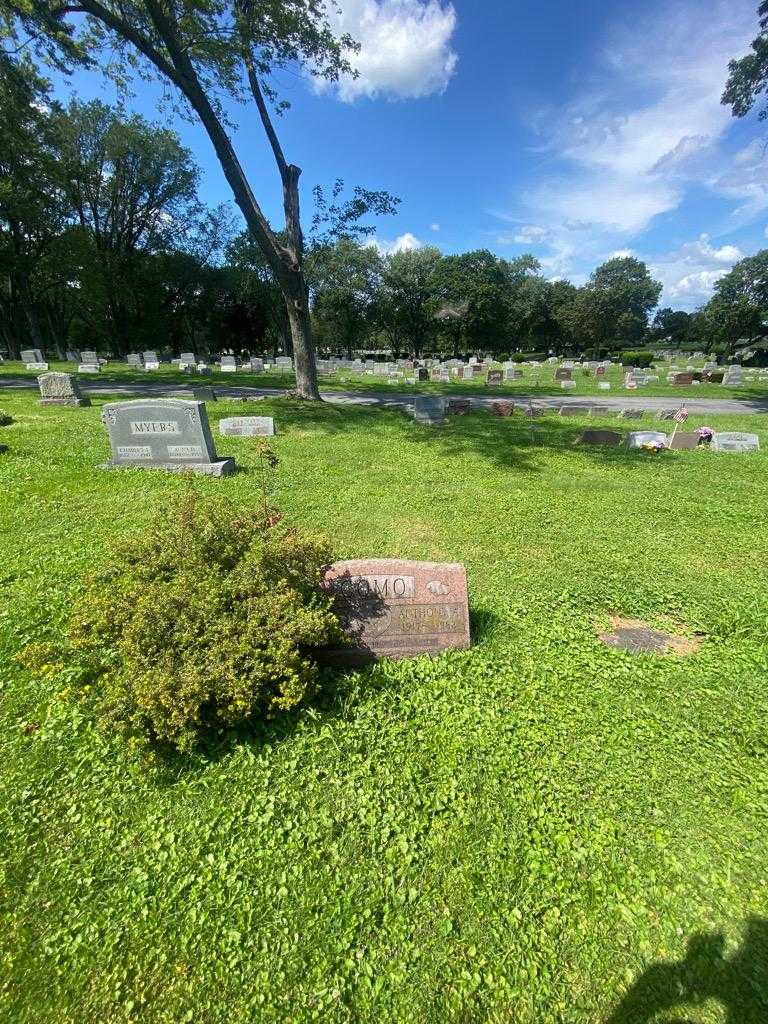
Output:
(18, 492), (345, 755)
(697, 427), (714, 444)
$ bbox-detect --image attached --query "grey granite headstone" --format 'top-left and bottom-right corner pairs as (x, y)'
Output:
(579, 429), (622, 446)
(559, 405), (590, 416)
(711, 432), (760, 453)
(625, 430), (668, 449)
(37, 371), (90, 407)
(78, 363), (100, 373)
(249, 357), (264, 372)
(657, 409), (678, 420)
(413, 397), (446, 425)
(100, 398), (234, 476)
(192, 386), (217, 402)
(79, 350), (98, 364)
(218, 416), (275, 436)
(486, 369), (503, 386)
(21, 348), (44, 364)
(668, 432), (700, 450)
(143, 351), (160, 368)
(220, 355), (237, 372)
(619, 408), (645, 420)
(126, 352), (143, 366)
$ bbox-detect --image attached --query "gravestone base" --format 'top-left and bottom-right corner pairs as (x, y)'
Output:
(39, 396), (91, 407)
(100, 457), (235, 477)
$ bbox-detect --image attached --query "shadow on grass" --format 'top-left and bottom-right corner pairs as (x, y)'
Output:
(254, 399), (683, 473)
(606, 917), (768, 1023)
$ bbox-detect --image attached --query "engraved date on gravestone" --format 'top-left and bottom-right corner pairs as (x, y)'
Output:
(320, 559), (470, 665)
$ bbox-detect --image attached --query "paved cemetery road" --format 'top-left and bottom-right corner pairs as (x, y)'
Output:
(2, 377), (768, 415)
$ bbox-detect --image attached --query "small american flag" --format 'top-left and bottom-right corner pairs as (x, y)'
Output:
(673, 406), (689, 423)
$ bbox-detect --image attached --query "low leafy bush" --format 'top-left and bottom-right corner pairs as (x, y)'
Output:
(619, 349), (654, 368)
(0, 411), (13, 426)
(21, 492), (345, 752)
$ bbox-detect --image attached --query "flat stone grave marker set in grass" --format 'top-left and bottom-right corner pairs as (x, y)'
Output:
(218, 416), (275, 436)
(320, 559), (470, 665)
(37, 372), (90, 407)
(711, 432), (760, 453)
(579, 429), (623, 446)
(100, 398), (235, 476)
(598, 617), (700, 656)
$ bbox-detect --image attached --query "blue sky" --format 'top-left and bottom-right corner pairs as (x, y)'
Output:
(52, 0), (768, 310)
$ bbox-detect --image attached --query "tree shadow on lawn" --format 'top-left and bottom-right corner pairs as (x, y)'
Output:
(605, 916), (768, 1023)
(261, 400), (681, 474)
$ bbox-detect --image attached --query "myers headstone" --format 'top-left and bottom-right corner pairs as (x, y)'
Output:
(320, 558), (470, 664)
(100, 398), (234, 476)
(218, 416), (275, 436)
(37, 371), (90, 407)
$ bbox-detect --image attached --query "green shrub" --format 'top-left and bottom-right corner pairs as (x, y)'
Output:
(21, 493), (345, 753)
(0, 411), (13, 426)
(619, 349), (654, 368)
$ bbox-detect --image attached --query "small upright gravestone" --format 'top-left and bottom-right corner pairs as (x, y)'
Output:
(447, 398), (471, 415)
(100, 398), (235, 476)
(143, 351), (160, 370)
(579, 429), (622, 446)
(559, 405), (590, 417)
(220, 355), (237, 372)
(192, 386), (217, 402)
(413, 397), (446, 425)
(619, 408), (645, 420)
(37, 371), (90, 407)
(486, 369), (503, 386)
(625, 431), (668, 449)
(668, 432), (700, 450)
(320, 558), (470, 664)
(711, 432), (760, 453)
(554, 368), (572, 382)
(490, 400), (514, 417)
(218, 416), (275, 437)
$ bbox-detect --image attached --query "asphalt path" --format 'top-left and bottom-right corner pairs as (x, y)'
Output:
(1, 377), (766, 415)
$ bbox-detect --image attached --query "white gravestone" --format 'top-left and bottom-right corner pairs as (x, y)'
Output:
(711, 432), (760, 453)
(218, 416), (275, 437)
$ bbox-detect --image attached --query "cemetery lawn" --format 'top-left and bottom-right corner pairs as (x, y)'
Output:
(3, 359), (768, 402)
(2, 391), (767, 1024)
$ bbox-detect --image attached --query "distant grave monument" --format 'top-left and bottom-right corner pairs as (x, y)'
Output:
(668, 432), (700, 450)
(100, 398), (235, 476)
(486, 369), (503, 386)
(218, 416), (275, 436)
(625, 431), (668, 449)
(220, 355), (237, 372)
(320, 558), (470, 664)
(37, 371), (90, 407)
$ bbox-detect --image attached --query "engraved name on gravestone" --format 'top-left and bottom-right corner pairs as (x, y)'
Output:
(37, 371), (90, 407)
(218, 416), (274, 436)
(100, 398), (234, 476)
(321, 559), (470, 664)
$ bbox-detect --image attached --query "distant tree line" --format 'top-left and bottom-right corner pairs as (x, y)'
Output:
(3, 65), (768, 364)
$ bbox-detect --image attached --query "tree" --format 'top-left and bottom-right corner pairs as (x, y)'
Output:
(309, 238), (382, 357)
(0, 58), (68, 356)
(0, 0), (375, 398)
(648, 307), (694, 349)
(696, 250), (768, 358)
(560, 257), (662, 353)
(430, 250), (517, 355)
(53, 99), (207, 354)
(375, 246), (442, 356)
(722, 2), (768, 119)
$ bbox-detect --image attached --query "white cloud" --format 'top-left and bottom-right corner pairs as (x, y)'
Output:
(371, 231), (423, 254)
(318, 0), (458, 102)
(649, 234), (744, 308)
(430, 222), (441, 231)
(512, 224), (550, 244)
(505, 0), (757, 282)
(609, 248), (635, 259)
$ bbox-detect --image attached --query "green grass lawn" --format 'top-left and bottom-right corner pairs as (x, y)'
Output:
(1, 391), (767, 1023)
(3, 358), (768, 402)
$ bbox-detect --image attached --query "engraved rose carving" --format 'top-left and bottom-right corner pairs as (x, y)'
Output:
(426, 580), (449, 596)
